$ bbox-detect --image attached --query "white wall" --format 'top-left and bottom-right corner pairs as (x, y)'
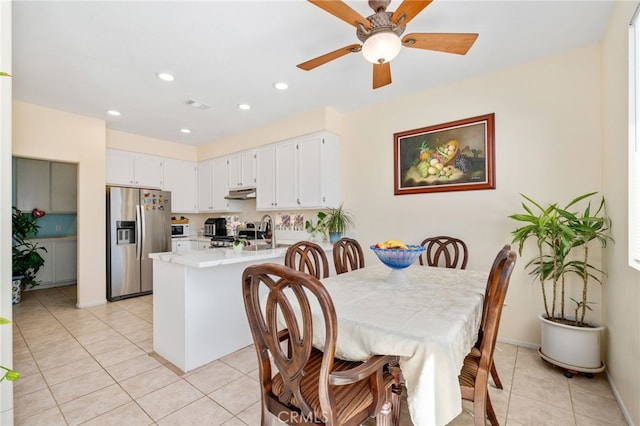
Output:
(601, 2), (640, 424)
(0, 2), (13, 423)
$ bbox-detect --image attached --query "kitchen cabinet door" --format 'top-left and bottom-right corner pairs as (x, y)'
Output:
(173, 240), (191, 253)
(213, 157), (243, 212)
(50, 162), (78, 212)
(275, 140), (298, 209)
(134, 154), (164, 188)
(297, 132), (340, 208)
(164, 158), (197, 213)
(106, 149), (163, 188)
(54, 239), (77, 283)
(16, 158), (51, 212)
(256, 145), (277, 210)
(227, 150), (256, 190)
(33, 240), (54, 285)
(105, 149), (135, 185)
(197, 160), (214, 212)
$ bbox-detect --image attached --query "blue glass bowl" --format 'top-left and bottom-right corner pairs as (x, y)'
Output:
(370, 245), (426, 270)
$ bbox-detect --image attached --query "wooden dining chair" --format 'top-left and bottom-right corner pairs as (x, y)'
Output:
(474, 244), (511, 390)
(333, 237), (365, 274)
(242, 263), (400, 426)
(458, 249), (516, 426)
(419, 236), (469, 269)
(284, 241), (330, 279)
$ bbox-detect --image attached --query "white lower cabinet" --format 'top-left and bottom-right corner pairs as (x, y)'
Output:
(32, 238), (77, 288)
(172, 239), (191, 253)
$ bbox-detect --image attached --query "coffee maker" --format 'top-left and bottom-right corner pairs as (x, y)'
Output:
(204, 217), (228, 237)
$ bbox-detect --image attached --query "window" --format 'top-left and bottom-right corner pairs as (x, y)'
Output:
(629, 7), (640, 270)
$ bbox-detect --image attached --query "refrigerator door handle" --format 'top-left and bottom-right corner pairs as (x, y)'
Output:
(136, 205), (143, 260)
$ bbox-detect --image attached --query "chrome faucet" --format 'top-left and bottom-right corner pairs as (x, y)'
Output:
(260, 214), (276, 248)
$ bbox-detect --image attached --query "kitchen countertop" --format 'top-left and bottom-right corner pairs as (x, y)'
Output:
(152, 240), (333, 269)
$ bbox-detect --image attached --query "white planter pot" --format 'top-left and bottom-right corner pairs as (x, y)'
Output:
(538, 314), (605, 372)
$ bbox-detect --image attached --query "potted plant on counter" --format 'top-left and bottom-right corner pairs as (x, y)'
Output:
(12, 207), (47, 303)
(305, 211), (328, 242)
(325, 203), (355, 244)
(509, 192), (612, 376)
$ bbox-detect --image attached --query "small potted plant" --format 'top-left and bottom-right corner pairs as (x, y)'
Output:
(305, 211), (328, 242)
(325, 204), (355, 244)
(12, 207), (47, 303)
(509, 192), (612, 374)
(0, 317), (19, 382)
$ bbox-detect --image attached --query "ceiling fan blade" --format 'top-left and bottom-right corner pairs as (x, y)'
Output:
(392, 0), (433, 25)
(402, 33), (479, 55)
(297, 44), (362, 71)
(308, 0), (369, 29)
(372, 62), (391, 89)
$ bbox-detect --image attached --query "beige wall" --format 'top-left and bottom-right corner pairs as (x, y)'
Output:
(601, 2), (640, 424)
(196, 107), (343, 160)
(12, 101), (107, 308)
(107, 129), (198, 161)
(341, 45), (603, 346)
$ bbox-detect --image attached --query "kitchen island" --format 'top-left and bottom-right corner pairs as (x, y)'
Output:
(149, 243), (332, 372)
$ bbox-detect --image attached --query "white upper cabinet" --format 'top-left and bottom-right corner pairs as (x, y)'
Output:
(197, 159), (214, 212)
(256, 145), (276, 210)
(255, 132), (340, 211)
(16, 158), (78, 213)
(296, 132), (340, 209)
(163, 158), (198, 213)
(227, 150), (256, 190)
(106, 149), (163, 188)
(213, 157), (243, 212)
(275, 140), (298, 209)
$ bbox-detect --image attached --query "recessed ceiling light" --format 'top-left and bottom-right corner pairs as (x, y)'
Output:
(274, 82), (288, 90)
(238, 104), (251, 110)
(107, 110), (121, 116)
(156, 72), (175, 81)
(180, 128), (191, 134)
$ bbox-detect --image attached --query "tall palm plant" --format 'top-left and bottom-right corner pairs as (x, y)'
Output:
(509, 192), (612, 326)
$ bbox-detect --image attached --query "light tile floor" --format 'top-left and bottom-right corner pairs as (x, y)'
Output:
(11, 286), (627, 426)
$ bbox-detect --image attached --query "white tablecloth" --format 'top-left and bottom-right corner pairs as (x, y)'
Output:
(316, 263), (487, 426)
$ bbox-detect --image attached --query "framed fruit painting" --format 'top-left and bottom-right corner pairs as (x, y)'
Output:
(394, 113), (495, 195)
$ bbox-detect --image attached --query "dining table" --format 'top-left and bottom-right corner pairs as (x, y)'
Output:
(313, 262), (489, 426)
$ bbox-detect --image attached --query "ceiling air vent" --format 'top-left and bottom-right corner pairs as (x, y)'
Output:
(184, 98), (210, 110)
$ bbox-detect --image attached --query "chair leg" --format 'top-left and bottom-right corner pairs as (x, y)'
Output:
(375, 401), (392, 426)
(387, 361), (403, 426)
(490, 363), (503, 390)
(486, 392), (499, 426)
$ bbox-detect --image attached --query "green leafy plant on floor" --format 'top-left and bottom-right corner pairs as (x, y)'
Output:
(0, 317), (19, 382)
(509, 192), (612, 326)
(12, 206), (47, 289)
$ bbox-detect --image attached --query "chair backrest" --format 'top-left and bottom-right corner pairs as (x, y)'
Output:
(284, 241), (330, 279)
(480, 244), (511, 335)
(477, 250), (516, 372)
(242, 263), (338, 423)
(419, 236), (469, 269)
(332, 237), (365, 275)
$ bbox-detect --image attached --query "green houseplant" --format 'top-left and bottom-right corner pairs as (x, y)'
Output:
(12, 207), (47, 292)
(305, 211), (328, 242)
(509, 192), (612, 372)
(325, 204), (355, 244)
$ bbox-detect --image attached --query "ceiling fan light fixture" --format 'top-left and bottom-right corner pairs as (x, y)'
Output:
(362, 31), (401, 64)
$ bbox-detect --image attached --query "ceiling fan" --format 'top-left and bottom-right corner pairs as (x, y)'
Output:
(297, 0), (478, 89)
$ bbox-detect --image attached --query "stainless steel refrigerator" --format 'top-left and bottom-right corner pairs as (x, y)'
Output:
(106, 186), (171, 301)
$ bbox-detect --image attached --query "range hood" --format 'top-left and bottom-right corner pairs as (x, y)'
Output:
(224, 188), (256, 200)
